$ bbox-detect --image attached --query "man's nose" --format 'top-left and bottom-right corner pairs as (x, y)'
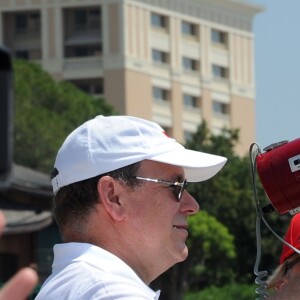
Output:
(180, 191), (199, 215)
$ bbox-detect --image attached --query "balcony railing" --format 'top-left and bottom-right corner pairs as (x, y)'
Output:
(64, 56), (103, 71)
(65, 29), (102, 45)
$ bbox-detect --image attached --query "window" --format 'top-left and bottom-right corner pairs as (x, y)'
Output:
(70, 78), (103, 96)
(152, 49), (169, 64)
(75, 47), (89, 57)
(153, 87), (169, 102)
(74, 8), (100, 31)
(15, 14), (27, 31)
(15, 12), (40, 35)
(30, 13), (40, 27)
(15, 50), (41, 60)
(211, 29), (227, 45)
(183, 94), (198, 108)
(31, 49), (42, 60)
(65, 45), (102, 57)
(94, 81), (103, 94)
(212, 64), (228, 80)
(213, 101), (229, 115)
(151, 12), (168, 29)
(77, 83), (90, 93)
(15, 50), (29, 59)
(75, 10), (87, 28)
(184, 130), (194, 143)
(182, 57), (198, 72)
(182, 21), (197, 37)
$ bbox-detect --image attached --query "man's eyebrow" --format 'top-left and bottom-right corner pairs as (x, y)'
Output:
(174, 174), (185, 182)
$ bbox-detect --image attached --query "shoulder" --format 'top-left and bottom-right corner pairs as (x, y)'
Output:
(37, 261), (158, 300)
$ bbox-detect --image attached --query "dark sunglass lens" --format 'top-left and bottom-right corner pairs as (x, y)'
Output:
(178, 180), (188, 201)
(171, 185), (181, 200)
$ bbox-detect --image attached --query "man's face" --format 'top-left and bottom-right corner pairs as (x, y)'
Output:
(124, 160), (199, 271)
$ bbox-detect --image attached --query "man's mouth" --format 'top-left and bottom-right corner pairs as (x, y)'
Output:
(173, 225), (188, 230)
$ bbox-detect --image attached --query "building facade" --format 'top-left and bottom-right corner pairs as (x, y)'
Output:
(0, 0), (263, 155)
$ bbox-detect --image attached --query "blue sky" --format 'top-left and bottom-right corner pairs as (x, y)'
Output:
(250, 0), (300, 149)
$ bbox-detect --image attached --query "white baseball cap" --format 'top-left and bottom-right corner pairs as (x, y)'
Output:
(51, 115), (227, 193)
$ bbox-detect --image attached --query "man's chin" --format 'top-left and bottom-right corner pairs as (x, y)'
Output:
(174, 245), (189, 263)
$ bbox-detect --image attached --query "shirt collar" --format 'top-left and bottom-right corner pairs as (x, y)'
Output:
(53, 243), (160, 298)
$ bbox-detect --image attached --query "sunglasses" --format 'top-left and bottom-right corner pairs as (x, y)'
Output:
(133, 176), (188, 201)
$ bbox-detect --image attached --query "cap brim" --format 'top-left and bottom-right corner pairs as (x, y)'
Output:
(149, 149), (227, 182)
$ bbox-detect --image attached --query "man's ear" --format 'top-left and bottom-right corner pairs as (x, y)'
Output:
(97, 176), (125, 221)
(275, 277), (289, 291)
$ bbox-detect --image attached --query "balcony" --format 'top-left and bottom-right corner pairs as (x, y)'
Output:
(212, 112), (231, 132)
(63, 57), (103, 79)
(65, 29), (102, 47)
(152, 99), (172, 127)
(182, 107), (202, 131)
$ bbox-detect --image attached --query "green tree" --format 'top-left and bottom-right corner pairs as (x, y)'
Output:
(13, 59), (116, 173)
(185, 122), (288, 286)
(186, 211), (236, 289)
(184, 283), (257, 300)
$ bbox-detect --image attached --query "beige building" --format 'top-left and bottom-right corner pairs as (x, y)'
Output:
(0, 0), (263, 156)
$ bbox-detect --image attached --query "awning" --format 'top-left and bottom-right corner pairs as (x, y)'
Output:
(0, 164), (53, 234)
(10, 164), (53, 197)
(2, 209), (52, 234)
(0, 195), (52, 234)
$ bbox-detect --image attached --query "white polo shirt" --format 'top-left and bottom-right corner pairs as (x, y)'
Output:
(35, 243), (161, 300)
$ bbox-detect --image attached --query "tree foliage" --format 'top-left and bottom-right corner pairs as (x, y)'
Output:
(13, 59), (116, 173)
(185, 122), (288, 286)
(184, 283), (257, 300)
(186, 211), (236, 289)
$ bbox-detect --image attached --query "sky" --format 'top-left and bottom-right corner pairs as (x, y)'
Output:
(250, 0), (300, 149)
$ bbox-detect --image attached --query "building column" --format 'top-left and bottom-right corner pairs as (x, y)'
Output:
(42, 4), (64, 78)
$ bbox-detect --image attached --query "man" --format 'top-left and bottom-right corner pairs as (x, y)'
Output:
(267, 213), (300, 300)
(36, 115), (227, 299)
(268, 273), (300, 300)
(267, 213), (300, 291)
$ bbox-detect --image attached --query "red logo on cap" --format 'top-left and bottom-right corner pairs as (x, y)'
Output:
(162, 131), (171, 138)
